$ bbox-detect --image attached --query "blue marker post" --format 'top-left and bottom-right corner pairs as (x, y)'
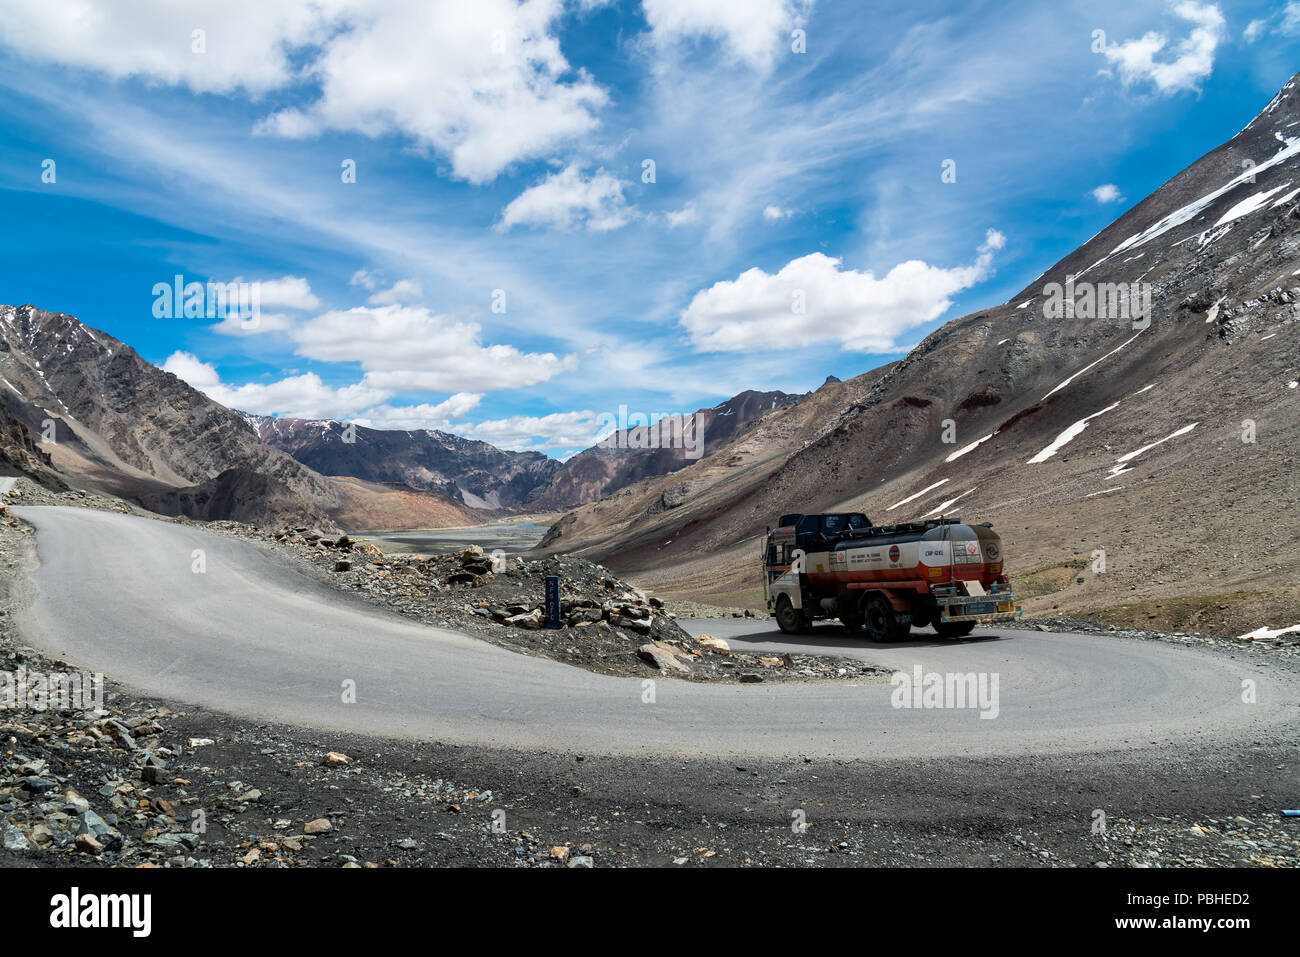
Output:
(544, 575), (562, 629)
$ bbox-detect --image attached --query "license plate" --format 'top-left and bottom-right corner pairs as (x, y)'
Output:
(964, 602), (996, 616)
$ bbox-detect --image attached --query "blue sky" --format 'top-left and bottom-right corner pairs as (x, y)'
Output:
(1, 0), (1297, 457)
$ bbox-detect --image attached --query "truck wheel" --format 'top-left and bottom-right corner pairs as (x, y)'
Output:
(862, 596), (901, 642)
(775, 596), (810, 634)
(935, 620), (976, 638)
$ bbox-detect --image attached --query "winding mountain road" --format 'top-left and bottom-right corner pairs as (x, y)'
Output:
(11, 506), (1296, 760)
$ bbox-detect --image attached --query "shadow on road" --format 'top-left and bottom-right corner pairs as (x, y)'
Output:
(707, 622), (1010, 652)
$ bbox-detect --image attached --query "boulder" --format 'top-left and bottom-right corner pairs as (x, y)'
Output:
(637, 642), (692, 673)
(75, 833), (104, 856)
(505, 609), (544, 630)
(696, 635), (731, 655)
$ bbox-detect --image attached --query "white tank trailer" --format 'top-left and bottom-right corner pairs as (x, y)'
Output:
(761, 513), (1019, 640)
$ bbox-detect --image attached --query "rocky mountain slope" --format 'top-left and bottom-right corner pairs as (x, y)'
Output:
(244, 413), (561, 508)
(0, 401), (65, 490)
(0, 305), (475, 528)
(539, 73), (1300, 637)
(526, 389), (801, 509)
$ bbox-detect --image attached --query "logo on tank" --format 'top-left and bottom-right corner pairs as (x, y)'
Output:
(888, 545), (900, 563)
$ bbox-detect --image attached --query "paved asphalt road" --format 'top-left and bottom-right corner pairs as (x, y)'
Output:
(12, 506), (1296, 760)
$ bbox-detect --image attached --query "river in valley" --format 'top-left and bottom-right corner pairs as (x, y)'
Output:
(364, 521), (549, 556)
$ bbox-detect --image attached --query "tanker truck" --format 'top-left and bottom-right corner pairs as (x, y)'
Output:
(761, 512), (1018, 640)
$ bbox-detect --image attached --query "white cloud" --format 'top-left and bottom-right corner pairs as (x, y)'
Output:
(255, 275), (322, 311)
(454, 409), (604, 451)
(162, 351), (390, 420)
(212, 311), (296, 337)
(679, 229), (1005, 353)
(0, 0), (335, 94)
(347, 393), (485, 430)
(1242, 3), (1300, 41)
(1092, 183), (1123, 203)
(203, 275), (318, 336)
(163, 348), (611, 452)
(367, 278), (424, 305)
(290, 304), (578, 392)
(256, 0), (608, 183)
(162, 349), (491, 429)
(641, 0), (811, 70)
(0, 0), (607, 184)
(497, 164), (632, 232)
(1099, 2), (1225, 95)
(348, 268), (378, 291)
(665, 204), (699, 228)
(762, 204), (793, 221)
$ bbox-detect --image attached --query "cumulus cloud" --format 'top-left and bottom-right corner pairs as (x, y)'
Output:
(762, 204), (793, 221)
(163, 347), (596, 450)
(679, 229), (1005, 353)
(211, 311), (296, 337)
(1092, 183), (1123, 203)
(641, 0), (812, 70)
(367, 278), (424, 305)
(454, 409), (604, 451)
(162, 351), (390, 420)
(346, 394), (486, 431)
(206, 275), (319, 336)
(290, 304), (578, 392)
(0, 0), (607, 184)
(0, 0), (333, 94)
(497, 164), (632, 232)
(1098, 1), (1225, 95)
(255, 0), (608, 183)
(162, 349), (491, 430)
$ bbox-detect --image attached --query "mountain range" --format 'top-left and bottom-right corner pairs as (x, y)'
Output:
(0, 305), (797, 524)
(0, 304), (475, 528)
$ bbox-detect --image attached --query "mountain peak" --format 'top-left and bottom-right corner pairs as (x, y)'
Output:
(1241, 71), (1300, 137)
